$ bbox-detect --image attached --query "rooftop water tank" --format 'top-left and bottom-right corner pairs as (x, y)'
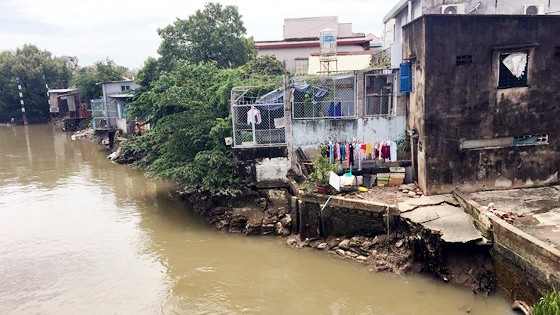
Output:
(320, 28), (337, 57)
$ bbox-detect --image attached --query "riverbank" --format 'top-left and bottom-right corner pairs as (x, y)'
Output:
(69, 127), (513, 302)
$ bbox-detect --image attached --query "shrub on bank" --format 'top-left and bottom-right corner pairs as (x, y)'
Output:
(533, 288), (560, 315)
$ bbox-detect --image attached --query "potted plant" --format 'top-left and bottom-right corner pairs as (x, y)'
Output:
(305, 145), (338, 194)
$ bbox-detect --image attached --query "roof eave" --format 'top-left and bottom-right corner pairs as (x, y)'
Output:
(383, 0), (410, 23)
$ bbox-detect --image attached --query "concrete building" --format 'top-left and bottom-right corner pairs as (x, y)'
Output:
(402, 14), (560, 195)
(93, 80), (139, 134)
(231, 70), (407, 187)
(382, 0), (560, 136)
(256, 16), (381, 74)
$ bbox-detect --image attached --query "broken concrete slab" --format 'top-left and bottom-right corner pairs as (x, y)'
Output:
(397, 194), (459, 213)
(469, 187), (560, 216)
(401, 204), (482, 244)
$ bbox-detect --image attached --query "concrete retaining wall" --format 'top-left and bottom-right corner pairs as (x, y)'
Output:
(454, 190), (560, 303)
(295, 192), (397, 239)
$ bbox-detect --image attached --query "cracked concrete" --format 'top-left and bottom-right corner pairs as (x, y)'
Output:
(397, 194), (460, 213)
(399, 199), (483, 244)
(468, 187), (560, 249)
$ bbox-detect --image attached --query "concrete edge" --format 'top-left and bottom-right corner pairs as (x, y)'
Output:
(453, 190), (493, 239)
(453, 190), (560, 276)
(297, 191), (399, 215)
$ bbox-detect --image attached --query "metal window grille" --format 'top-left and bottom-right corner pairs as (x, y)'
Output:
(231, 87), (286, 148)
(364, 74), (394, 117)
(292, 75), (357, 120)
(91, 99), (118, 131)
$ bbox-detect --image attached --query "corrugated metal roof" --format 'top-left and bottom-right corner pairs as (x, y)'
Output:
(108, 93), (133, 98)
(48, 88), (76, 93)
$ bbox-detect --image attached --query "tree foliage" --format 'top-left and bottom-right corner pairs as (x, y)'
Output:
(70, 58), (127, 104)
(157, 2), (256, 69)
(240, 55), (285, 79)
(0, 45), (71, 123)
(121, 2), (284, 194)
(123, 60), (281, 193)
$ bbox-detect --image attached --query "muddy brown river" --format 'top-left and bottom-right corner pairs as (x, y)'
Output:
(0, 125), (515, 314)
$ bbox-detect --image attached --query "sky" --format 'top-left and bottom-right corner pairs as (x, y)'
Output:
(0, 0), (399, 69)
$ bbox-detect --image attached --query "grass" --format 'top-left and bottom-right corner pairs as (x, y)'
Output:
(533, 288), (560, 315)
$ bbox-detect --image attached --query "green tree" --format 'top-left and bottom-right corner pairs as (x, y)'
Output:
(0, 45), (71, 123)
(157, 2), (256, 69)
(70, 58), (127, 104)
(123, 60), (281, 193)
(241, 55), (285, 79)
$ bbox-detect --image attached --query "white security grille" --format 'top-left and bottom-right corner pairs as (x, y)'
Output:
(231, 87), (286, 148)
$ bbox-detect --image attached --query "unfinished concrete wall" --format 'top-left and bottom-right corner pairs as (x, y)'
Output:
(404, 15), (560, 194)
(233, 147), (289, 188)
(297, 193), (394, 238)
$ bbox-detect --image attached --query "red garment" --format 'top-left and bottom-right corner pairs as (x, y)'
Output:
(380, 144), (391, 161)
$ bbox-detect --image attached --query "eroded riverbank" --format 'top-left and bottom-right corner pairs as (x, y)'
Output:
(0, 125), (516, 314)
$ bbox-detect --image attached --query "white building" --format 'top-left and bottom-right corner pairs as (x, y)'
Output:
(256, 16), (381, 74)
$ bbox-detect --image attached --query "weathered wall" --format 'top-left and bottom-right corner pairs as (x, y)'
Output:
(404, 15), (560, 194)
(491, 215), (560, 303)
(233, 147), (289, 188)
(297, 193), (396, 238)
(454, 191), (560, 303)
(402, 17), (427, 190)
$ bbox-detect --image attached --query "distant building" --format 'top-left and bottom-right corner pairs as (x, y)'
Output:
(256, 16), (381, 74)
(48, 88), (91, 130)
(402, 14), (560, 194)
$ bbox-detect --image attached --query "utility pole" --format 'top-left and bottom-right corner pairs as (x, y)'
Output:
(15, 77), (28, 125)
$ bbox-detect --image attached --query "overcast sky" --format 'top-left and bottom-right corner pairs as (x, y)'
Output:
(0, 0), (399, 69)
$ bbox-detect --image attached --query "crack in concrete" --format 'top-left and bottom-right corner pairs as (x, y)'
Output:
(419, 214), (441, 224)
(400, 201), (461, 214)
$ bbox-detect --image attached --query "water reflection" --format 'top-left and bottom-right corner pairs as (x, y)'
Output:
(0, 125), (515, 315)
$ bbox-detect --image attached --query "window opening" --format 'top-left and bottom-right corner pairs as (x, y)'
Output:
(365, 74), (393, 117)
(513, 134), (548, 146)
(456, 55), (472, 66)
(498, 52), (528, 89)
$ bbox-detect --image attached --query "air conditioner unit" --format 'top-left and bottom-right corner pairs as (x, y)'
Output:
(441, 4), (466, 14)
(523, 4), (545, 15)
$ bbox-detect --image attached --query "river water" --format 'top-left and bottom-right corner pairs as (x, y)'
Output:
(0, 125), (515, 315)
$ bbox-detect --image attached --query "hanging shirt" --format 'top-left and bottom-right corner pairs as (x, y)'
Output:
(346, 143), (351, 169)
(247, 107), (262, 124)
(366, 143), (373, 156)
(334, 142), (340, 162)
(390, 141), (398, 162)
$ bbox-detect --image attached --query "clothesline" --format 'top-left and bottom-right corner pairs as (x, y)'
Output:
(325, 140), (398, 171)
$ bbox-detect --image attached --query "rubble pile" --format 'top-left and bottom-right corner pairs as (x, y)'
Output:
(70, 127), (95, 141)
(189, 189), (293, 236)
(286, 233), (421, 274)
(398, 183), (424, 198)
(484, 202), (518, 224)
